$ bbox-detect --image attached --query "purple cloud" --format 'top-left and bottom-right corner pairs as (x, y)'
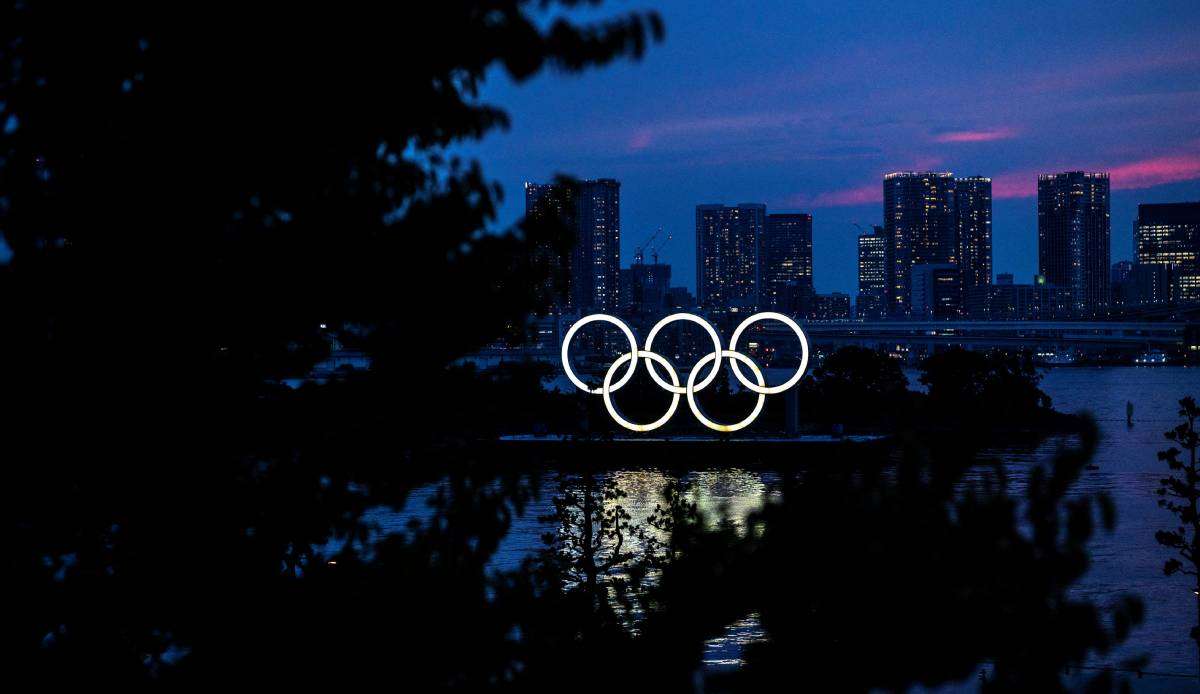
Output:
(933, 127), (1019, 143)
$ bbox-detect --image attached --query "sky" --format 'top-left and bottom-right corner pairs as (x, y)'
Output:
(463, 0), (1200, 297)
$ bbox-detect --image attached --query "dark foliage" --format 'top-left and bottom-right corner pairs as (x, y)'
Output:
(798, 345), (912, 429)
(649, 424), (1144, 692)
(920, 348), (1058, 430)
(1, 3), (1140, 690)
(1155, 396), (1200, 673)
(1, 1), (662, 687)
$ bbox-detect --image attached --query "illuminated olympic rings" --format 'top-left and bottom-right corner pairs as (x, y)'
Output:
(560, 312), (810, 432)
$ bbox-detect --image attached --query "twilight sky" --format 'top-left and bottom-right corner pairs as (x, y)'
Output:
(465, 0), (1200, 297)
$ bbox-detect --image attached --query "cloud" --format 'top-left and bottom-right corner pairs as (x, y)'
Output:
(812, 184), (881, 207)
(624, 112), (815, 152)
(1109, 153), (1200, 191)
(990, 173), (1035, 199)
(991, 151), (1200, 199)
(787, 184), (881, 209)
(932, 127), (1018, 143)
(790, 149), (1200, 209)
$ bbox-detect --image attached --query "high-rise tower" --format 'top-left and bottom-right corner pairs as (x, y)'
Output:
(524, 178), (621, 313)
(955, 176), (993, 294)
(695, 203), (765, 312)
(857, 225), (887, 320)
(1037, 171), (1110, 316)
(1135, 202), (1200, 302)
(760, 213), (813, 310)
(882, 172), (957, 317)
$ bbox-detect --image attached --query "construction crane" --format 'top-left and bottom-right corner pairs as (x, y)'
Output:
(633, 226), (662, 265)
(648, 229), (672, 265)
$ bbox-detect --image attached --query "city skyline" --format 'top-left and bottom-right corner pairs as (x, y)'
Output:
(464, 1), (1200, 297)
(521, 169), (1197, 306)
(534, 168), (1197, 319)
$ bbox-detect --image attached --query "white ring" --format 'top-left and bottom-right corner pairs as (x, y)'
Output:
(686, 350), (766, 433)
(642, 312), (723, 395)
(727, 311), (810, 395)
(602, 351), (681, 432)
(561, 314), (638, 395)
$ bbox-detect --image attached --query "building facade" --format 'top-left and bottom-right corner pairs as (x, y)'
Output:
(695, 203), (765, 312)
(1037, 171), (1111, 316)
(1135, 202), (1200, 302)
(619, 261), (671, 315)
(883, 172), (958, 317)
(760, 213), (813, 310)
(573, 178), (622, 312)
(1112, 262), (1172, 307)
(857, 226), (887, 320)
(809, 292), (851, 320)
(524, 181), (578, 313)
(524, 178), (622, 313)
(665, 286), (694, 311)
(955, 176), (993, 295)
(964, 275), (1074, 321)
(910, 263), (961, 319)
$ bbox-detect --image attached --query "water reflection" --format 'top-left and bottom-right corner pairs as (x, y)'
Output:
(376, 468), (781, 569)
(376, 367), (1200, 685)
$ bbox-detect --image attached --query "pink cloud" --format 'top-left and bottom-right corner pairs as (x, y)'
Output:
(1109, 153), (1200, 191)
(796, 149), (1200, 208)
(933, 127), (1018, 144)
(990, 173), (1036, 199)
(786, 184), (881, 209)
(811, 184), (881, 207)
(627, 130), (654, 152)
(991, 151), (1200, 199)
(790, 157), (947, 209)
(625, 112), (813, 153)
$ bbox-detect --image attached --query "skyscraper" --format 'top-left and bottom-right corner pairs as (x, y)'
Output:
(760, 213), (813, 310)
(524, 178), (621, 313)
(883, 172), (957, 317)
(695, 203), (765, 312)
(857, 226), (886, 320)
(1037, 171), (1110, 316)
(574, 178), (622, 312)
(524, 181), (577, 313)
(1135, 202), (1200, 302)
(955, 176), (993, 294)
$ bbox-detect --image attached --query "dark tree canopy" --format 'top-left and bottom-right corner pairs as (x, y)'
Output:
(0, 5), (1141, 691)
(1, 2), (663, 686)
(798, 345), (911, 428)
(920, 348), (1055, 428)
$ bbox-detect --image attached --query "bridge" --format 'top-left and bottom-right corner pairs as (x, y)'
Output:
(782, 320), (1193, 351)
(461, 317), (1200, 370)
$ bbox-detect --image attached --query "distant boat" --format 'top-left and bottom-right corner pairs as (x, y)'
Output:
(1134, 349), (1169, 366)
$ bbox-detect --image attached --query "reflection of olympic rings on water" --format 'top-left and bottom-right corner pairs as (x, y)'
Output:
(560, 312), (810, 432)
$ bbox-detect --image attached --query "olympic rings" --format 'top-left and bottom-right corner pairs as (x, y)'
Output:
(603, 351), (680, 432)
(561, 314), (639, 395)
(728, 311), (810, 394)
(687, 350), (766, 432)
(560, 312), (810, 432)
(642, 312), (723, 395)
